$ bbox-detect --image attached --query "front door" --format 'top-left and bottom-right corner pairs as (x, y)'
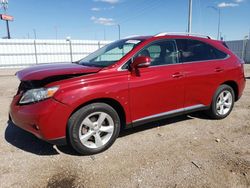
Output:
(128, 40), (185, 125)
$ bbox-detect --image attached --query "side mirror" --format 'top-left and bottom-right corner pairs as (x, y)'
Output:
(131, 56), (151, 69)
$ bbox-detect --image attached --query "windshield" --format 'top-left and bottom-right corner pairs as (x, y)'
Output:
(79, 39), (144, 67)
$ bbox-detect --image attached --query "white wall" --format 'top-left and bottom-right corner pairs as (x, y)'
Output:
(0, 39), (111, 68)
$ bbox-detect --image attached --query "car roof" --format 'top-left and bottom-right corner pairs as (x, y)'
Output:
(127, 35), (212, 42)
(127, 34), (226, 48)
(125, 34), (228, 53)
(124, 36), (152, 40)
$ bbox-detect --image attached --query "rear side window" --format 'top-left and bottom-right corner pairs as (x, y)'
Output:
(176, 39), (228, 63)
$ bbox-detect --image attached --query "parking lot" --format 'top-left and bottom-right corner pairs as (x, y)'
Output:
(0, 65), (249, 188)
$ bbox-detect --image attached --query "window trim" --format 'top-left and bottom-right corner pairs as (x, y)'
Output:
(178, 54), (230, 64)
(117, 38), (230, 71)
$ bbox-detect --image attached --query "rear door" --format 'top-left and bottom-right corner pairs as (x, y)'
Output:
(128, 40), (185, 124)
(176, 39), (229, 108)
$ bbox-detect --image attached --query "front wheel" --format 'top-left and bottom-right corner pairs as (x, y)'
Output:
(67, 103), (121, 155)
(207, 84), (235, 119)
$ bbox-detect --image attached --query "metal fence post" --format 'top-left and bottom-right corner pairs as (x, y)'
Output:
(242, 37), (249, 62)
(66, 37), (73, 63)
(69, 40), (73, 63)
(70, 40), (73, 63)
(247, 40), (250, 64)
(98, 41), (102, 61)
(34, 40), (38, 64)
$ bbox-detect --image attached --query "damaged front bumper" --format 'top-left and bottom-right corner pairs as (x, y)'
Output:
(9, 94), (72, 145)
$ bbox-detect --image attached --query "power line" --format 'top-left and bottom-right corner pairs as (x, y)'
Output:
(196, 0), (204, 34)
(208, 6), (221, 40)
(115, 0), (162, 24)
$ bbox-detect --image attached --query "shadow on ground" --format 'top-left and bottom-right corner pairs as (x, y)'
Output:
(5, 121), (59, 155)
(245, 76), (250, 80)
(5, 113), (202, 156)
(119, 115), (193, 137)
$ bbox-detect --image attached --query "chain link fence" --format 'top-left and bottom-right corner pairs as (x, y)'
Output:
(226, 39), (250, 64)
(0, 39), (111, 68)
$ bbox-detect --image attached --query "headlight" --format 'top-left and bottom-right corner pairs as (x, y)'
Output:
(19, 86), (59, 104)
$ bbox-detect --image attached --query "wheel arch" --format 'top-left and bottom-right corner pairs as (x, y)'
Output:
(221, 80), (239, 101)
(68, 98), (127, 129)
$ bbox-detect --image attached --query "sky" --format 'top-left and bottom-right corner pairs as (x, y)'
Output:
(0, 0), (249, 40)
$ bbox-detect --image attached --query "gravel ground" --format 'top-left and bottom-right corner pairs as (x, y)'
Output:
(0, 65), (250, 188)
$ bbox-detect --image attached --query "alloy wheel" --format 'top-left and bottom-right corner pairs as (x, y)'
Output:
(216, 90), (233, 116)
(78, 112), (115, 149)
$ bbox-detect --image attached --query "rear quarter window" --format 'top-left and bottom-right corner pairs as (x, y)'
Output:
(176, 39), (228, 63)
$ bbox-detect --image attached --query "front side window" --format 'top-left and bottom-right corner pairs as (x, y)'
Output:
(176, 39), (228, 63)
(147, 45), (161, 59)
(135, 40), (178, 66)
(79, 39), (144, 67)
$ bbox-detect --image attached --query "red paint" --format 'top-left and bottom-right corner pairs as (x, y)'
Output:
(9, 35), (246, 142)
(131, 56), (151, 69)
(16, 63), (102, 81)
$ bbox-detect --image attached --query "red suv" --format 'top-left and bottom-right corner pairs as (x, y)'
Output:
(9, 33), (246, 155)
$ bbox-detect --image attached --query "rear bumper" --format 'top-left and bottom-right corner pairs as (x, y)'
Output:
(9, 96), (72, 145)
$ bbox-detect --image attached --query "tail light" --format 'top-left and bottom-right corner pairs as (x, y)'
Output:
(239, 59), (245, 79)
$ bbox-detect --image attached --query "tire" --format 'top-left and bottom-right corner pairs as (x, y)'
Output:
(67, 103), (121, 155)
(207, 84), (235, 119)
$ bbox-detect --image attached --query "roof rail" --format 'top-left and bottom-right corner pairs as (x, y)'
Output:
(154, 32), (211, 39)
(123, 35), (141, 39)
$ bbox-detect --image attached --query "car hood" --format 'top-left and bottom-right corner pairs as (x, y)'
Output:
(16, 63), (102, 81)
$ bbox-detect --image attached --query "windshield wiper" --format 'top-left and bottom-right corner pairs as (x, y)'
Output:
(80, 62), (104, 68)
(72, 61), (80, 64)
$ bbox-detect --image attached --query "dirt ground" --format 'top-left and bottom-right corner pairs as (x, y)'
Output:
(0, 65), (250, 188)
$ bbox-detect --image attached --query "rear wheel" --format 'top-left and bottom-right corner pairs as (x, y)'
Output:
(207, 84), (235, 119)
(68, 103), (120, 155)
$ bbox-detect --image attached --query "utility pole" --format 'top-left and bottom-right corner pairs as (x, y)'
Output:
(117, 24), (121, 40)
(6, 19), (10, 38)
(208, 6), (221, 40)
(55, 26), (58, 40)
(103, 27), (106, 40)
(33, 29), (37, 39)
(217, 8), (221, 40)
(188, 0), (192, 33)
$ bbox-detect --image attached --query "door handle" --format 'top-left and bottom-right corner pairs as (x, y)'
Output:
(215, 67), (224, 72)
(172, 72), (184, 78)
